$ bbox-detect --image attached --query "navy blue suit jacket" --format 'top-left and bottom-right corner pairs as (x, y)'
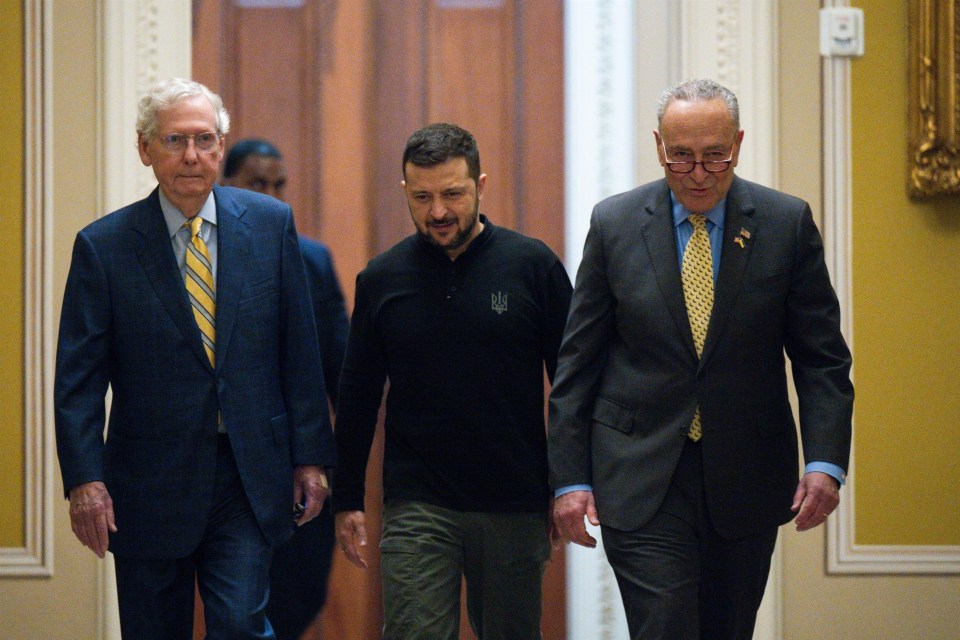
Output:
(54, 185), (335, 558)
(298, 235), (348, 408)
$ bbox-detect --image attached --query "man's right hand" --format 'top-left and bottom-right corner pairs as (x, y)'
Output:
(335, 510), (369, 569)
(68, 481), (117, 558)
(552, 490), (600, 548)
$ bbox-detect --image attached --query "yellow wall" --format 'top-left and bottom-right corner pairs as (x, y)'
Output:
(779, 5), (958, 640)
(851, 0), (960, 546)
(0, 0), (26, 549)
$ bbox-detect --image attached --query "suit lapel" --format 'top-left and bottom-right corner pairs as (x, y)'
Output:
(639, 182), (699, 359)
(701, 177), (757, 364)
(211, 185), (251, 372)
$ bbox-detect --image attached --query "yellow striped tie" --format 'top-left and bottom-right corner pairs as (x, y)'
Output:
(681, 214), (714, 441)
(184, 216), (216, 367)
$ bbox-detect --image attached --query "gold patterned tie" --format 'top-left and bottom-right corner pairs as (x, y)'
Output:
(681, 214), (714, 441)
(184, 216), (216, 367)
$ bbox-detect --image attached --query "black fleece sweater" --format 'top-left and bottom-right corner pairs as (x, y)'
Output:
(333, 216), (572, 514)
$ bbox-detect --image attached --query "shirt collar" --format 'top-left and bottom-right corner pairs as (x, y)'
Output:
(160, 189), (218, 239)
(670, 191), (726, 231)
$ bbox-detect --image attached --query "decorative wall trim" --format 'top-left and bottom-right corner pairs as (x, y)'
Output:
(563, 2), (635, 636)
(0, 0), (55, 580)
(823, 0), (960, 575)
(563, 0), (637, 272)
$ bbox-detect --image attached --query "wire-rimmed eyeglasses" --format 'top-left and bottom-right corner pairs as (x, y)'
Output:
(158, 132), (221, 155)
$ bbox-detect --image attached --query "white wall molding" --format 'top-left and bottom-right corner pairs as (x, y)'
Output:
(562, 3), (636, 634)
(563, 0), (637, 273)
(821, 1), (960, 575)
(0, 0), (56, 580)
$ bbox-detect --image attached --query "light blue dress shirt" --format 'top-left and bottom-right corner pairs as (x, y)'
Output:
(160, 190), (219, 283)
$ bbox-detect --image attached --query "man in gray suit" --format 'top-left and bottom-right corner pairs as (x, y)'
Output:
(55, 78), (335, 639)
(548, 79), (853, 640)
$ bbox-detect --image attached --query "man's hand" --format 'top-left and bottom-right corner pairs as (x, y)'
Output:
(791, 471), (840, 532)
(68, 481), (117, 558)
(293, 465), (329, 525)
(335, 511), (369, 569)
(551, 490), (600, 549)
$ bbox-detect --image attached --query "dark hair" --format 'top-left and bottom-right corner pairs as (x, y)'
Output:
(402, 123), (481, 182)
(223, 138), (283, 178)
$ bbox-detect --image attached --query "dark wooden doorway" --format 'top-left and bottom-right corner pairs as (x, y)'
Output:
(192, 2), (566, 638)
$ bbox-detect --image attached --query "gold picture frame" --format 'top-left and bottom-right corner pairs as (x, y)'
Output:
(908, 0), (960, 198)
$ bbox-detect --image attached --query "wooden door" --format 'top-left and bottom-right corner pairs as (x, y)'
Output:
(193, 2), (565, 638)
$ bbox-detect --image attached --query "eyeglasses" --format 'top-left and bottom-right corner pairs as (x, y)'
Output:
(157, 132), (221, 154)
(660, 140), (734, 174)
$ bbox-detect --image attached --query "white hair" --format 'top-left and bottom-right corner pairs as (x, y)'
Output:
(136, 77), (230, 140)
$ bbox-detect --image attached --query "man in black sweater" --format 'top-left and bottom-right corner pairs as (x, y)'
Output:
(333, 123), (572, 639)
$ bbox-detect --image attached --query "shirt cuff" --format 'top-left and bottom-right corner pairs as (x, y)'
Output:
(804, 462), (847, 486)
(555, 484), (593, 498)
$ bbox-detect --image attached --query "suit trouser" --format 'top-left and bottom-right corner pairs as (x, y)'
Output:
(113, 434), (276, 640)
(379, 499), (550, 640)
(601, 439), (778, 640)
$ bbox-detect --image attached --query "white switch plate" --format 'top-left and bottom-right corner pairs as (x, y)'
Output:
(820, 7), (865, 57)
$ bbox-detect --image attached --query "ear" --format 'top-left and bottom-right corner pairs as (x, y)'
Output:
(653, 130), (665, 166)
(137, 134), (153, 167)
(214, 136), (226, 166)
(731, 129), (745, 167)
(476, 173), (487, 200)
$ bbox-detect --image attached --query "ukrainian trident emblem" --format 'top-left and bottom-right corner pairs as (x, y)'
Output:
(491, 291), (508, 314)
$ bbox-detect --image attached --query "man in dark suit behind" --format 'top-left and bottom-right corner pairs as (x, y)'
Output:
(548, 79), (854, 640)
(223, 138), (349, 640)
(54, 78), (335, 639)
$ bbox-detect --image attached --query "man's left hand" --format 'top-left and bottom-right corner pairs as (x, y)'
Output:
(791, 471), (840, 532)
(292, 464), (329, 525)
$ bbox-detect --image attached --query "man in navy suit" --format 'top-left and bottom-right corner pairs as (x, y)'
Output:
(549, 79), (853, 639)
(223, 138), (349, 640)
(54, 78), (336, 639)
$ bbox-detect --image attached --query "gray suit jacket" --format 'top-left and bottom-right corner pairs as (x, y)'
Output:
(548, 176), (853, 538)
(55, 185), (335, 557)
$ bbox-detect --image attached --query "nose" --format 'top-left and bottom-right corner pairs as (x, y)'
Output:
(429, 197), (446, 218)
(687, 162), (712, 182)
(182, 138), (200, 162)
